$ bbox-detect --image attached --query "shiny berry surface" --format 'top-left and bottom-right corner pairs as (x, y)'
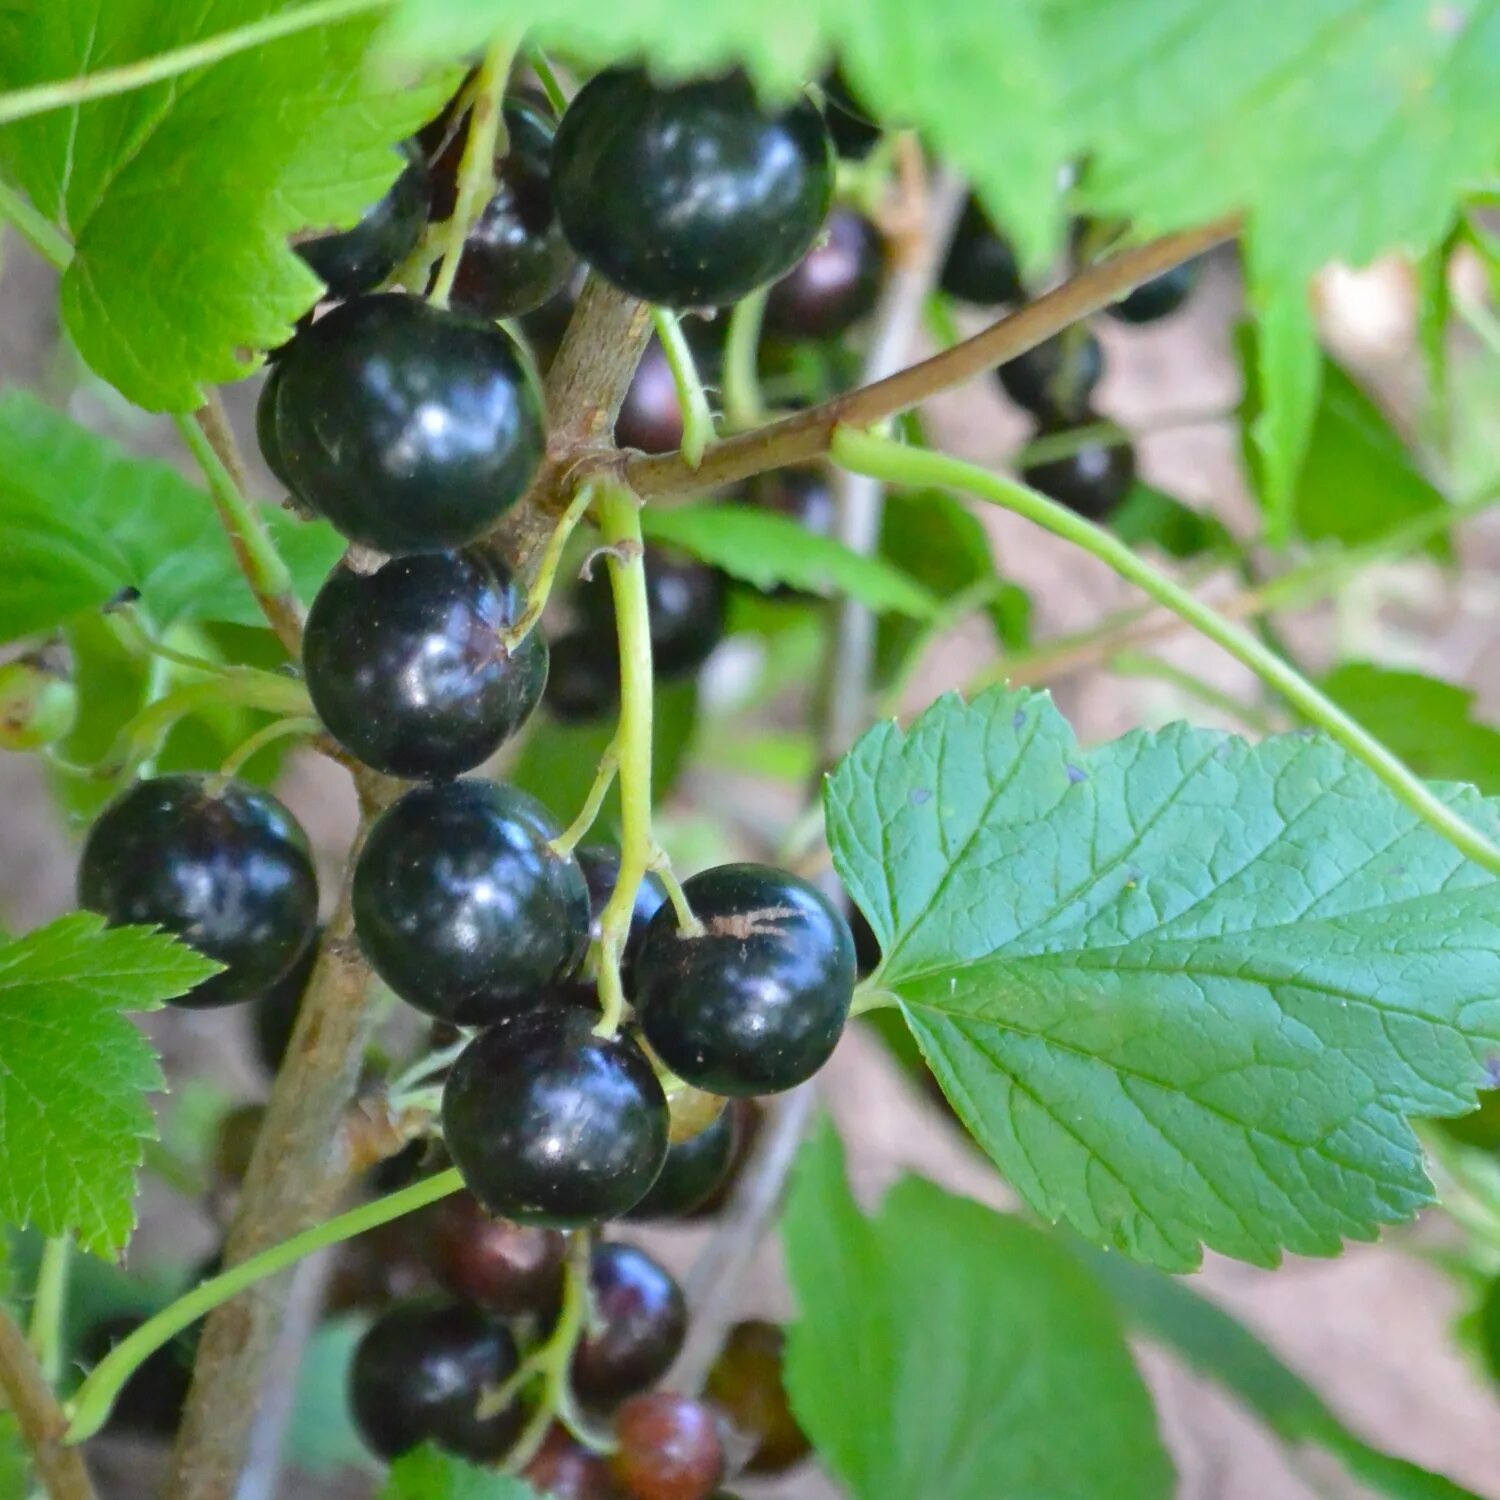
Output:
(704, 1320), (810, 1474)
(524, 1424), (619, 1498)
(442, 1006), (669, 1226)
(303, 550), (546, 780)
(348, 1297), (522, 1462)
(1107, 260), (1198, 324)
(1022, 426), (1136, 521)
(274, 294), (544, 555)
(431, 1189), (566, 1317)
(763, 207), (883, 340)
(450, 98), (577, 320)
(298, 144), (430, 299)
(626, 1102), (737, 1220)
(553, 70), (834, 308)
(352, 779), (589, 1024)
(577, 844), (668, 980)
(634, 864), (855, 1096)
(255, 363), (296, 496)
(78, 775), (318, 1009)
(609, 1393), (725, 1500)
(996, 327), (1102, 424)
(576, 548), (727, 681)
(572, 1242), (687, 1404)
(544, 630), (621, 723)
(941, 196), (1023, 305)
(615, 340), (685, 455)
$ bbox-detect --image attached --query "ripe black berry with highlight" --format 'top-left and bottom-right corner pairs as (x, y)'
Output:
(553, 69), (833, 308)
(271, 293), (544, 555)
(571, 1241), (687, 1404)
(941, 195), (1023, 306)
(626, 1102), (738, 1220)
(1022, 422), (1136, 521)
(348, 1297), (523, 1462)
(633, 864), (856, 1096)
(996, 327), (1102, 425)
(303, 550), (546, 780)
(78, 775), (318, 1009)
(352, 779), (589, 1025)
(442, 1006), (669, 1227)
(763, 207), (884, 341)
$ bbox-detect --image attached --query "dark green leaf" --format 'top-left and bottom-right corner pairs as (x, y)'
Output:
(1110, 482), (1234, 561)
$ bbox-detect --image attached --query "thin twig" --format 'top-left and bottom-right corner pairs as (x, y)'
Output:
(671, 1085), (819, 1394)
(626, 215), (1241, 499)
(0, 1304), (96, 1500)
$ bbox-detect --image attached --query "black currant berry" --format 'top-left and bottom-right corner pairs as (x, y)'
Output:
(78, 775), (318, 1008)
(524, 1424), (618, 1498)
(80, 1316), (197, 1437)
(940, 196), (1023, 306)
(544, 630), (621, 723)
(442, 1007), (669, 1227)
(576, 845), (668, 980)
(273, 294), (544, 555)
(352, 779), (589, 1025)
(571, 1242), (687, 1404)
(615, 340), (685, 455)
(609, 1393), (725, 1500)
(255, 363), (296, 496)
(626, 1102), (737, 1220)
(1107, 260), (1198, 324)
(763, 208), (883, 341)
(633, 865), (855, 1096)
(448, 97), (577, 320)
(996, 327), (1102, 424)
(298, 143), (430, 299)
(847, 901), (881, 977)
(575, 547), (728, 681)
(553, 70), (833, 308)
(250, 929), (319, 1072)
(704, 1320), (810, 1474)
(431, 1190), (567, 1317)
(348, 1297), (523, 1463)
(303, 551), (546, 780)
(1022, 424), (1136, 521)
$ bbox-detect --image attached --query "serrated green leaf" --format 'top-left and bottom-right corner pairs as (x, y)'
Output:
(0, 915), (220, 1255)
(380, 1445), (540, 1500)
(641, 502), (937, 617)
(826, 687), (1500, 1271)
(1109, 482), (1235, 561)
(1075, 1242), (1482, 1499)
(0, 391), (342, 643)
(781, 1121), (1172, 1500)
(0, 3), (455, 410)
(1321, 664), (1500, 796)
(1238, 330), (1451, 551)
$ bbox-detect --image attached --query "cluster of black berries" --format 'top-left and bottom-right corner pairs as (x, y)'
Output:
(942, 199), (1200, 521)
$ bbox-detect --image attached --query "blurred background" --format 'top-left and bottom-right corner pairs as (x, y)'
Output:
(2, 224), (1498, 1496)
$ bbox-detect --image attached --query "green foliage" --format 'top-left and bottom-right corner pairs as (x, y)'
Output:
(0, 1418), (26, 1500)
(0, 392), (342, 644)
(380, 1446), (541, 1499)
(1238, 333), (1450, 551)
(1321, 664), (1500, 796)
(0, 915), (220, 1255)
(288, 1316), (378, 1477)
(826, 687), (1500, 1271)
(0, 3), (455, 410)
(781, 1121), (1172, 1500)
(1110, 482), (1234, 561)
(641, 501), (937, 616)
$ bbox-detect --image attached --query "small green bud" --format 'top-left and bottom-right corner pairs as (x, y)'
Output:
(0, 658), (78, 751)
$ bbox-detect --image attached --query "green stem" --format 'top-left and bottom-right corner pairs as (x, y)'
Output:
(648, 847), (701, 935)
(64, 1168), (465, 1445)
(651, 309), (714, 468)
(429, 39), (514, 308)
(722, 288), (768, 431)
(501, 483), (597, 651)
(528, 49), (570, 114)
(1109, 649), (1279, 735)
(832, 426), (1500, 876)
(0, 182), (70, 268)
(592, 485), (655, 1038)
(215, 714), (318, 780)
(105, 611), (233, 677)
(0, 0), (391, 129)
(27, 1237), (70, 1390)
(551, 738), (619, 856)
(113, 671), (312, 773)
(175, 412), (295, 603)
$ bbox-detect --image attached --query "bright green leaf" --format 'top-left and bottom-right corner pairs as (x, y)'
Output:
(782, 1121), (1172, 1500)
(826, 687), (1500, 1271)
(0, 915), (221, 1256)
(0, 1416), (26, 1500)
(641, 502), (938, 617)
(1321, 664), (1500, 796)
(1238, 330), (1450, 551)
(381, 1445), (540, 1500)
(0, 391), (342, 643)
(0, 3), (455, 410)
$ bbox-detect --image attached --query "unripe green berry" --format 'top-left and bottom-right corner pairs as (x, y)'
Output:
(0, 659), (77, 751)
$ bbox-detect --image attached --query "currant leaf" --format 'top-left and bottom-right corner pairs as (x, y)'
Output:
(0, 914), (221, 1256)
(825, 687), (1500, 1271)
(380, 1445), (541, 1500)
